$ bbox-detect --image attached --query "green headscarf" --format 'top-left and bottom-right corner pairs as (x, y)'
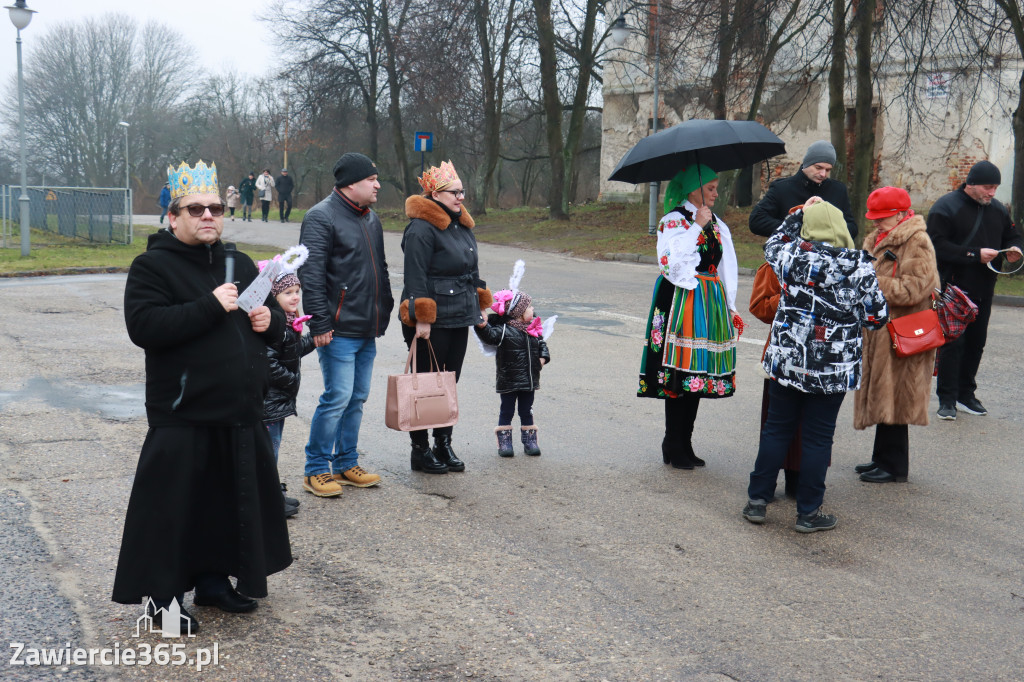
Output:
(800, 201), (855, 249)
(663, 164), (718, 215)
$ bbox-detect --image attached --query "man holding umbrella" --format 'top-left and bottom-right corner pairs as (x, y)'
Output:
(748, 141), (858, 239)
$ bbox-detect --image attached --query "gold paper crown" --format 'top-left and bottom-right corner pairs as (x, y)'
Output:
(418, 160), (459, 193)
(167, 160), (219, 200)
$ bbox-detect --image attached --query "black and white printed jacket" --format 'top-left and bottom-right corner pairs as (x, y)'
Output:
(762, 210), (889, 394)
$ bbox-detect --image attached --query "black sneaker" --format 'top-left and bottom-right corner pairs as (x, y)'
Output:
(794, 509), (838, 533)
(936, 404), (957, 421)
(957, 397), (987, 416)
(742, 500), (767, 524)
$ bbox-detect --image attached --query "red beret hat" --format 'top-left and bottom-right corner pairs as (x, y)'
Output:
(865, 186), (911, 220)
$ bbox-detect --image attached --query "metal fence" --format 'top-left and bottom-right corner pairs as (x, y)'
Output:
(1, 185), (133, 247)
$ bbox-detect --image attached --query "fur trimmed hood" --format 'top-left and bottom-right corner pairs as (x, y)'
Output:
(405, 195), (475, 230)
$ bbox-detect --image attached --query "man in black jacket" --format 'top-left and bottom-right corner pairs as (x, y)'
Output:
(927, 160), (1023, 420)
(298, 152), (394, 497)
(276, 168), (295, 222)
(748, 140), (858, 240)
(113, 161), (291, 633)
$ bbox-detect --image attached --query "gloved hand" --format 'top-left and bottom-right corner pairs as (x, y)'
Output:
(732, 312), (744, 337)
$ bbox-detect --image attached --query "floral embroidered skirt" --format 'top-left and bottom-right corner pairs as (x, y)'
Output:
(638, 274), (737, 399)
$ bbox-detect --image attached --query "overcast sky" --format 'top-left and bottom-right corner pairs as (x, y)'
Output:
(1, 0), (277, 86)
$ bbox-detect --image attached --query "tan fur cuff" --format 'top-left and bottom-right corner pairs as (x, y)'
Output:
(477, 288), (493, 311)
(399, 297), (437, 326)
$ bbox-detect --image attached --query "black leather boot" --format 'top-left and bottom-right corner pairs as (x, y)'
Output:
(432, 435), (465, 472)
(411, 442), (448, 474)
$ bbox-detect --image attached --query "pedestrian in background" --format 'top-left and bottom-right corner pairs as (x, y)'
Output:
(225, 185), (240, 221)
(926, 160), (1023, 420)
(276, 168), (295, 223)
(239, 172), (256, 222)
(743, 198), (888, 533)
(158, 182), (170, 224)
(256, 168), (275, 222)
(853, 187), (940, 484)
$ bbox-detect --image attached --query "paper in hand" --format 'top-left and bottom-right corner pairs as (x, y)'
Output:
(237, 259), (282, 313)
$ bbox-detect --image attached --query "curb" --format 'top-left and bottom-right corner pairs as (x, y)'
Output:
(0, 266), (128, 278)
(604, 253), (1024, 307)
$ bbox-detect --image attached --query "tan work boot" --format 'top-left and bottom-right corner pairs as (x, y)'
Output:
(333, 466), (381, 487)
(303, 473), (342, 497)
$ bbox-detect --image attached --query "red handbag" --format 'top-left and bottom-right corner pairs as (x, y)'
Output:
(886, 303), (945, 358)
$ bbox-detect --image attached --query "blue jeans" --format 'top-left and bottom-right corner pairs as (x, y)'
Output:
(266, 420), (284, 463)
(304, 336), (377, 476)
(748, 382), (845, 516)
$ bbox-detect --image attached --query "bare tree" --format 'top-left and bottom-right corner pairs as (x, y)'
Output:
(3, 15), (190, 200)
(849, 0), (877, 233)
(470, 0), (522, 214)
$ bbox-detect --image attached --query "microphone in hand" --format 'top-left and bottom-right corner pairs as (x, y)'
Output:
(224, 243), (236, 283)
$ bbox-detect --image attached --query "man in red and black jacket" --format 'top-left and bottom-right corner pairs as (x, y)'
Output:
(297, 153), (394, 497)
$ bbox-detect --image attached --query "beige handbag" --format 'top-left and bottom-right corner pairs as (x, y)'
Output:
(385, 340), (459, 431)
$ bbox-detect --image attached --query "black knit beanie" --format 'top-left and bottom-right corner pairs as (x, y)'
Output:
(333, 153), (378, 187)
(965, 160), (1001, 186)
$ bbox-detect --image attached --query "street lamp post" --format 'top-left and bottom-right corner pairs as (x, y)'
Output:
(609, 5), (661, 235)
(648, 0), (661, 236)
(6, 0), (36, 257)
(118, 121), (130, 238)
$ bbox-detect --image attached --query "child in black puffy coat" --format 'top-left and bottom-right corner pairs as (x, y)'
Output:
(264, 268), (316, 517)
(474, 288), (551, 457)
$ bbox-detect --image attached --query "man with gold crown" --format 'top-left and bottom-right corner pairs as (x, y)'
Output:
(298, 152), (394, 497)
(112, 160), (292, 633)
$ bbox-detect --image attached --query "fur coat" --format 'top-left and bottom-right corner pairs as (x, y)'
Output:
(854, 214), (941, 428)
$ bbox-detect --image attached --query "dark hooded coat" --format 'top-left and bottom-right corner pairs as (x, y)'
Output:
(112, 229), (292, 604)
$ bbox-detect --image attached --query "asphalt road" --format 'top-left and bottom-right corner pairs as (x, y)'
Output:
(1, 217), (1022, 680)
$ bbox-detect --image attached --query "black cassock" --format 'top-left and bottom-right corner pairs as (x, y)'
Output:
(112, 230), (292, 604)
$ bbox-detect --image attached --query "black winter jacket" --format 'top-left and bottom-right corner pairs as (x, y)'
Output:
(263, 325), (316, 422)
(749, 172), (858, 240)
(276, 174), (294, 197)
(298, 189), (394, 338)
(926, 186), (1024, 301)
(474, 315), (551, 393)
(124, 229), (285, 426)
(400, 195), (489, 329)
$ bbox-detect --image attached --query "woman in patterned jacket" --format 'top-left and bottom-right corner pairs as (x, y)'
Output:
(637, 164), (744, 470)
(742, 197), (888, 533)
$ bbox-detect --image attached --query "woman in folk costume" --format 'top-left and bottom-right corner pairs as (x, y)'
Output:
(853, 187), (940, 483)
(399, 161), (492, 474)
(638, 164), (744, 469)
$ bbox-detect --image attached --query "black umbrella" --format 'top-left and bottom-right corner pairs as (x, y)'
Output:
(608, 119), (786, 184)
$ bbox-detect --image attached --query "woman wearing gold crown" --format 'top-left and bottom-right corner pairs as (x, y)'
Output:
(399, 161), (492, 473)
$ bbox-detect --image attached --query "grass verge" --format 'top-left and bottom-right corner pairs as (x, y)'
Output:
(0, 226), (281, 276)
